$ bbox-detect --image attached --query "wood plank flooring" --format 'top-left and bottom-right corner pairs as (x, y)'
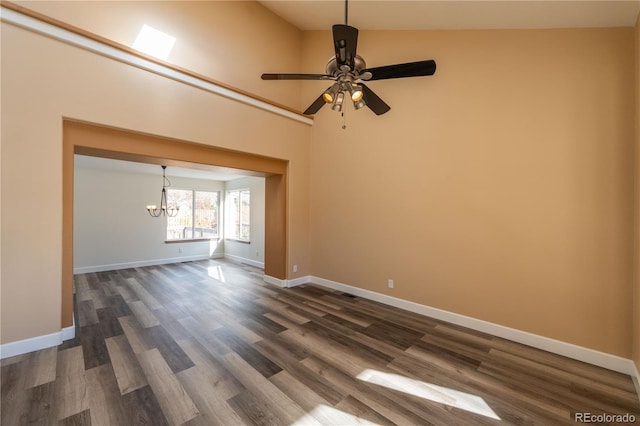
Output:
(2, 259), (639, 425)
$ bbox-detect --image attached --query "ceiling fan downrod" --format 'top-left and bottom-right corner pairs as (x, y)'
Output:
(344, 0), (348, 26)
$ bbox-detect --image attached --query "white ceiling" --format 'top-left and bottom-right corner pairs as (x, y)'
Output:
(74, 155), (248, 182)
(258, 1), (640, 31)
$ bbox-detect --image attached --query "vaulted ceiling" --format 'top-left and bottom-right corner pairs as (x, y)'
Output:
(258, 1), (640, 31)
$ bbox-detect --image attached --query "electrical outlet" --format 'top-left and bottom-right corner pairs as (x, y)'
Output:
(293, 264), (298, 273)
(178, 248), (183, 254)
(388, 279), (394, 289)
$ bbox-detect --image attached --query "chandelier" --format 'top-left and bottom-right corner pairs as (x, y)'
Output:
(146, 165), (179, 217)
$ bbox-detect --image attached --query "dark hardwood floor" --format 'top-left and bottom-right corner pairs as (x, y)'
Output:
(2, 259), (639, 425)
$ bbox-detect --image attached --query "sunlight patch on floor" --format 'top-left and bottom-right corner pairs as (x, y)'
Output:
(207, 265), (225, 282)
(357, 369), (501, 420)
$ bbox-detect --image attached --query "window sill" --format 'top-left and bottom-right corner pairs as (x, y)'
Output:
(225, 238), (251, 244)
(165, 238), (219, 244)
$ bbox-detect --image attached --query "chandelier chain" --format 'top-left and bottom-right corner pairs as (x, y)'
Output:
(146, 165), (179, 217)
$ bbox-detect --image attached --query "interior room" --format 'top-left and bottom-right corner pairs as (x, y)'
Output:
(2, 0), (640, 424)
(73, 155), (267, 272)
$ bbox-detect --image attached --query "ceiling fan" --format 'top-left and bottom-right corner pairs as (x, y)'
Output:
(261, 0), (437, 116)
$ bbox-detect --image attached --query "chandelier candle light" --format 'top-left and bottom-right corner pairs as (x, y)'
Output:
(146, 165), (179, 217)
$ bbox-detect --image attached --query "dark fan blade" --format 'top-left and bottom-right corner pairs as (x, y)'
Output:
(303, 92), (328, 115)
(332, 24), (358, 69)
(364, 60), (436, 81)
(262, 73), (332, 80)
(361, 84), (390, 115)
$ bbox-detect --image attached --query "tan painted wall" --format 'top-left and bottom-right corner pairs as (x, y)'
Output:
(0, 20), (311, 343)
(306, 28), (635, 357)
(2, 1), (637, 362)
(634, 15), (640, 372)
(15, 0), (304, 110)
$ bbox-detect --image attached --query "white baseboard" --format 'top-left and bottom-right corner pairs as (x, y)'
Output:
(224, 253), (264, 269)
(632, 363), (640, 403)
(288, 275), (312, 288)
(73, 254), (217, 274)
(0, 324), (75, 360)
(263, 274), (310, 288)
(263, 274), (286, 287)
(62, 323), (76, 341)
(309, 275), (638, 377)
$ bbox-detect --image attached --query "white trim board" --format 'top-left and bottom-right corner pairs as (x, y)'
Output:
(0, 7), (313, 126)
(633, 363), (640, 403)
(306, 275), (638, 377)
(0, 324), (75, 360)
(224, 253), (264, 270)
(264, 274), (309, 288)
(73, 254), (220, 274)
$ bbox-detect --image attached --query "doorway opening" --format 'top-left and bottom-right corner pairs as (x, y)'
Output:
(62, 120), (288, 328)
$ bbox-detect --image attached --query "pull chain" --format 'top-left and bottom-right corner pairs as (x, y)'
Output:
(341, 110), (347, 130)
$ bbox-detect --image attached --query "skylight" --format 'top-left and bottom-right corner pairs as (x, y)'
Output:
(132, 24), (176, 60)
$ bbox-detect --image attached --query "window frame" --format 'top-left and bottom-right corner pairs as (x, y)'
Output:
(165, 189), (220, 242)
(225, 188), (251, 243)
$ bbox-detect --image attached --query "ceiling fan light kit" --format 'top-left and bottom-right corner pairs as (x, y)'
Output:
(350, 85), (364, 103)
(331, 92), (345, 112)
(323, 84), (339, 103)
(261, 0), (437, 118)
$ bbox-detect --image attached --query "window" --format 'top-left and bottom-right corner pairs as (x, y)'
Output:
(226, 189), (250, 241)
(166, 189), (219, 241)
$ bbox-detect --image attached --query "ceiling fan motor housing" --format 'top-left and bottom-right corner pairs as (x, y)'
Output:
(326, 55), (367, 77)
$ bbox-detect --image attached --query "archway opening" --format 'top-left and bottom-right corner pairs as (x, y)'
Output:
(62, 120), (288, 327)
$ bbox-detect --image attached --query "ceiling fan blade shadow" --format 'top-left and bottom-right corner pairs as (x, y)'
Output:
(361, 84), (390, 115)
(303, 92), (329, 115)
(332, 24), (358, 69)
(262, 73), (333, 80)
(364, 60), (436, 81)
